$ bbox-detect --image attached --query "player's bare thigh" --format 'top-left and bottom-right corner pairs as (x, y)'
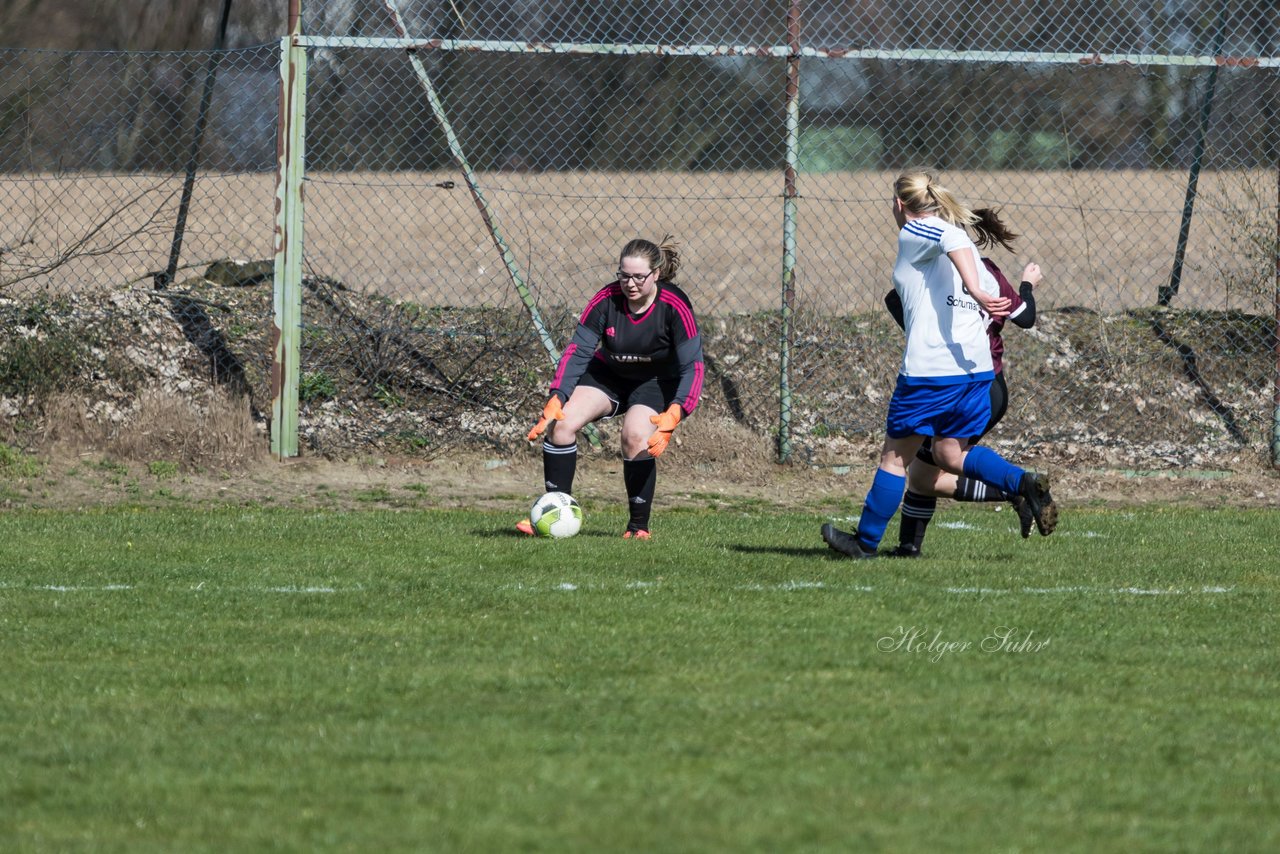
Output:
(931, 436), (969, 475)
(620, 404), (658, 459)
(549, 386), (614, 444)
(878, 435), (925, 475)
(908, 435), (981, 495)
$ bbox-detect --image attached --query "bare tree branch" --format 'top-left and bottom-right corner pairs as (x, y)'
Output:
(0, 181), (178, 289)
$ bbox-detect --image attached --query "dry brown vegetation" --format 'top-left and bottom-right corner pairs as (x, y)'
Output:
(42, 390), (264, 470)
(32, 389), (263, 473)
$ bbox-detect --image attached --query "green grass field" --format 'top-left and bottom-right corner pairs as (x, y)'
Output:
(1, 503), (1278, 851)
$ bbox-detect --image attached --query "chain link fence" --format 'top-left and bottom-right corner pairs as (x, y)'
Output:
(3, 1), (1279, 469)
(0, 45), (278, 462)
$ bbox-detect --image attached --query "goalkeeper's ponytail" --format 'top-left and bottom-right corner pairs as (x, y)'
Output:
(620, 235), (681, 283)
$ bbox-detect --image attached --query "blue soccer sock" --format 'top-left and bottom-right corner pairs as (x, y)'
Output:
(961, 446), (1024, 496)
(855, 468), (907, 550)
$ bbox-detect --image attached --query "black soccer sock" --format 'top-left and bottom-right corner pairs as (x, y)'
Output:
(622, 457), (657, 532)
(898, 490), (937, 549)
(953, 476), (1008, 503)
(542, 440), (578, 494)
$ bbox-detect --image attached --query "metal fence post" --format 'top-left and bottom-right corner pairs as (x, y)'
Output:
(1273, 163), (1280, 467)
(778, 0), (802, 464)
(1159, 0), (1228, 308)
(155, 0), (234, 292)
(271, 29), (307, 458)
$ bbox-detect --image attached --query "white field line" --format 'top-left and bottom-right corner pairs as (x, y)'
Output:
(945, 585), (1235, 596)
(17, 584), (136, 592)
(506, 581), (1237, 596)
(1, 581), (1236, 597)
(0, 582), (341, 594)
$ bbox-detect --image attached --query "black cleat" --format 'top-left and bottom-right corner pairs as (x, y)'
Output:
(1009, 495), (1034, 539)
(1018, 473), (1058, 536)
(887, 543), (923, 558)
(822, 523), (879, 559)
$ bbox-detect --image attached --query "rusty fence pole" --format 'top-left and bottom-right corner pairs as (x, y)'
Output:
(271, 2), (307, 458)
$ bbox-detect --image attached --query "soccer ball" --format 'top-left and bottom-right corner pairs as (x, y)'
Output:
(530, 491), (583, 539)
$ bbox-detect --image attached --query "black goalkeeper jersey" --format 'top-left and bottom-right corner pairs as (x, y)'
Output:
(550, 281), (705, 414)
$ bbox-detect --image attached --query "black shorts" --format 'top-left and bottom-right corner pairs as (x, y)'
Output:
(916, 372), (1009, 465)
(577, 360), (679, 418)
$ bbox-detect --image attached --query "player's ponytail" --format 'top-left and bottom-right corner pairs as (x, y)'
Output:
(619, 235), (681, 282)
(894, 169), (978, 228)
(925, 177), (978, 228)
(655, 234), (681, 282)
(971, 207), (1019, 251)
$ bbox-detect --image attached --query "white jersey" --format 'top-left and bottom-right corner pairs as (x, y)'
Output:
(893, 215), (997, 382)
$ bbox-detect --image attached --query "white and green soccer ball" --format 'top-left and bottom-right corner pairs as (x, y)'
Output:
(530, 491), (583, 539)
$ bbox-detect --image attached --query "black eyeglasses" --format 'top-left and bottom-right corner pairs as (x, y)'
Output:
(617, 270), (653, 283)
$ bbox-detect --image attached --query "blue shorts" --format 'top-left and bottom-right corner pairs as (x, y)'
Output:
(886, 375), (993, 440)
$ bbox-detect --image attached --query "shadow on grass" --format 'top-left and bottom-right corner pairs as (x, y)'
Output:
(473, 528), (618, 540)
(729, 544), (831, 558)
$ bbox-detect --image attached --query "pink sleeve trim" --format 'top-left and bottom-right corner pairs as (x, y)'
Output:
(658, 291), (699, 338)
(580, 284), (621, 324)
(550, 343), (576, 391)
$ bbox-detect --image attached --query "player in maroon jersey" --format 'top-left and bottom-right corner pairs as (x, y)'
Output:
(521, 236), (704, 539)
(882, 207), (1045, 556)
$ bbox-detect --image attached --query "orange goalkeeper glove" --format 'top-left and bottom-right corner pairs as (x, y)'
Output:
(527, 395), (565, 442)
(647, 404), (683, 457)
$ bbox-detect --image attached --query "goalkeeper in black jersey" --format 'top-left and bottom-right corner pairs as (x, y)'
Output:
(521, 236), (705, 539)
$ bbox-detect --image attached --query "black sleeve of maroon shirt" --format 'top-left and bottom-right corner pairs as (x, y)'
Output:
(1010, 282), (1036, 328)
